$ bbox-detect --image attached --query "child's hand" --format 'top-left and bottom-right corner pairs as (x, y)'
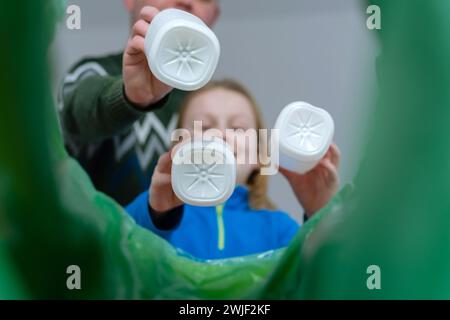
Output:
(280, 143), (341, 218)
(123, 6), (173, 108)
(148, 151), (183, 213)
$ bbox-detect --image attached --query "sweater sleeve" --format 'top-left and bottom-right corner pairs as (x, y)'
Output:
(58, 60), (171, 144)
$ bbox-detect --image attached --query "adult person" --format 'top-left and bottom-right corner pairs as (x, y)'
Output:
(58, 1), (220, 205)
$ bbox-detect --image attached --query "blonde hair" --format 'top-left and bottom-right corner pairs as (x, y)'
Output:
(176, 79), (276, 210)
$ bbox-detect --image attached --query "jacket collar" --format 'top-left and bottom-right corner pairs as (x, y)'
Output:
(223, 185), (250, 210)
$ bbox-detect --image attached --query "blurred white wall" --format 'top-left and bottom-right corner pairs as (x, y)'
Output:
(50, 0), (380, 221)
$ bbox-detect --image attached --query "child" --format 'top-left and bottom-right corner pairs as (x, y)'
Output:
(126, 79), (340, 260)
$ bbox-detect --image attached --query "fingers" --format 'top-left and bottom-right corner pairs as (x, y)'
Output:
(139, 6), (160, 23)
(132, 6), (159, 37)
(329, 143), (341, 168)
(151, 170), (171, 187)
(150, 154), (172, 191)
(126, 35), (145, 55)
(132, 19), (148, 38)
(126, 6), (159, 55)
(321, 143), (341, 168)
(278, 166), (303, 182)
(155, 151), (173, 174)
(319, 158), (339, 187)
(278, 166), (290, 177)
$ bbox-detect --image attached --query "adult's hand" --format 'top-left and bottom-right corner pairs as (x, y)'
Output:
(123, 6), (173, 108)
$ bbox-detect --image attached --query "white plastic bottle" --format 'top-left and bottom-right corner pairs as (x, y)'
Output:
(144, 9), (220, 91)
(171, 139), (236, 206)
(274, 101), (334, 174)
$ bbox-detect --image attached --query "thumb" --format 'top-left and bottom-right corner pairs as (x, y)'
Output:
(156, 151), (173, 174)
(279, 166), (301, 181)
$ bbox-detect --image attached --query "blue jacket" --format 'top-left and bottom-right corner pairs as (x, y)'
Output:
(126, 185), (300, 260)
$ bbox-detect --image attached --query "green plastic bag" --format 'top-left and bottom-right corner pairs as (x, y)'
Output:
(0, 0), (287, 299)
(262, 0), (450, 299)
(1, 0), (450, 299)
